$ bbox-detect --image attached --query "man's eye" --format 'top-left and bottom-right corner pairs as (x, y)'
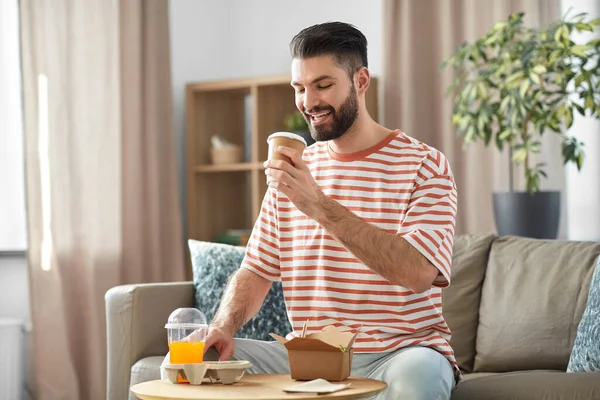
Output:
(318, 84), (333, 90)
(295, 88), (305, 94)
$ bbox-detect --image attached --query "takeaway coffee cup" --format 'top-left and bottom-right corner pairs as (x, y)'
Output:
(267, 132), (308, 164)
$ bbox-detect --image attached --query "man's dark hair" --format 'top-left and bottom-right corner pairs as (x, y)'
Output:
(289, 22), (368, 78)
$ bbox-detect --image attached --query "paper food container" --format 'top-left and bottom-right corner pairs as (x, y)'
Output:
(270, 326), (359, 381)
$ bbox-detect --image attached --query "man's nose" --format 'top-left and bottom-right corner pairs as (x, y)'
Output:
(303, 90), (319, 112)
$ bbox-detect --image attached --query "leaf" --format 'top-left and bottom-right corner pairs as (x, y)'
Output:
(477, 81), (488, 99)
(585, 95), (594, 110)
(507, 71), (525, 84)
(477, 113), (487, 132)
(554, 26), (563, 42)
(512, 147), (528, 163)
(520, 80), (530, 97)
(574, 22), (594, 31)
(549, 50), (561, 64)
(499, 129), (512, 140)
(576, 152), (584, 170)
(575, 73), (587, 88)
(451, 114), (462, 126)
(465, 126), (476, 143)
(561, 25), (570, 40)
(493, 21), (507, 31)
(571, 45), (589, 57)
(556, 103), (567, 119)
(531, 175), (540, 193)
(532, 64), (547, 74)
(530, 144), (541, 154)
(483, 127), (493, 145)
(495, 132), (505, 151)
(574, 103), (586, 116)
(526, 171), (541, 195)
(467, 83), (477, 102)
(500, 96), (511, 112)
(565, 107), (574, 128)
(519, 104), (527, 119)
(529, 72), (541, 85)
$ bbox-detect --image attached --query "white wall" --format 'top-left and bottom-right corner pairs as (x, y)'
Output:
(0, 255), (32, 400)
(0, 256), (30, 325)
(169, 0), (384, 231)
(562, 0), (600, 241)
(0, 0), (27, 251)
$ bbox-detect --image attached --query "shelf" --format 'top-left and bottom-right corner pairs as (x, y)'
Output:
(187, 74), (291, 92)
(194, 162), (266, 173)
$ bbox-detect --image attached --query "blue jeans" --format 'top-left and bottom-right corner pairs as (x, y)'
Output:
(161, 339), (455, 399)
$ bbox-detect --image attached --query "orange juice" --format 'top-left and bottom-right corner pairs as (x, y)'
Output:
(169, 341), (206, 364)
(169, 341), (205, 383)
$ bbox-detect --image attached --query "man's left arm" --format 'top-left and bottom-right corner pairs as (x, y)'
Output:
(265, 146), (458, 294)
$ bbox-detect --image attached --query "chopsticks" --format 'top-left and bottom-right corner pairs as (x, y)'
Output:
(301, 320), (308, 338)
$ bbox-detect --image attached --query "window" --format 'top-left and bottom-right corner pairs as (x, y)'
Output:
(0, 0), (27, 252)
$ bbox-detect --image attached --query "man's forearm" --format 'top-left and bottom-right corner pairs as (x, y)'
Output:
(312, 195), (436, 293)
(211, 268), (272, 335)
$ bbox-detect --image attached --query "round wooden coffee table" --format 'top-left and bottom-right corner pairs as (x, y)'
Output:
(130, 374), (386, 400)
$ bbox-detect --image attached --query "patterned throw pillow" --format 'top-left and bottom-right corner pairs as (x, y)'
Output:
(567, 255), (600, 372)
(188, 240), (292, 341)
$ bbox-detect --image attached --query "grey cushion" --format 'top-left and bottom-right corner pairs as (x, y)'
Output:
(451, 370), (600, 400)
(474, 236), (600, 372)
(568, 256), (600, 372)
(442, 233), (496, 373)
(129, 356), (163, 400)
(189, 240), (291, 341)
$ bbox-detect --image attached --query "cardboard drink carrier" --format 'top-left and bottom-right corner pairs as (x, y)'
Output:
(270, 324), (360, 381)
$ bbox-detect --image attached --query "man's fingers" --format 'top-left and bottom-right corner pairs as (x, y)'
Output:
(219, 341), (234, 361)
(274, 146), (307, 171)
(204, 331), (217, 352)
(266, 158), (299, 177)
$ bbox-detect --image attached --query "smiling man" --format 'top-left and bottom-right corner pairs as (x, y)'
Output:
(194, 22), (459, 399)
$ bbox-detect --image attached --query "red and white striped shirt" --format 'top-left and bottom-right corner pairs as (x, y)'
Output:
(241, 129), (458, 374)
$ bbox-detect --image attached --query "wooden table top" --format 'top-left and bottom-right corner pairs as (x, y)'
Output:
(130, 374), (386, 400)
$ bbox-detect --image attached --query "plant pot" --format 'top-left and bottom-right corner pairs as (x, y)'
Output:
(492, 191), (560, 239)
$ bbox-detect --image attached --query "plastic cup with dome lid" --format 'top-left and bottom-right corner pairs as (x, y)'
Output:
(165, 308), (208, 365)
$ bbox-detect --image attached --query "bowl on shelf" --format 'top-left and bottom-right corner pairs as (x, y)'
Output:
(210, 146), (242, 165)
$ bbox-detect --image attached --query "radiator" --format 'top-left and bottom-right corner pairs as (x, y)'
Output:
(0, 319), (23, 400)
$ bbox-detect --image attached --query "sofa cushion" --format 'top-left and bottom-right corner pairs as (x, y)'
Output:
(189, 240), (291, 341)
(129, 356), (163, 400)
(474, 236), (600, 372)
(442, 233), (495, 373)
(568, 255), (600, 372)
(451, 370), (600, 400)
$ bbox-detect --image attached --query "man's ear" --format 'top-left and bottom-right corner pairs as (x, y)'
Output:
(355, 67), (370, 94)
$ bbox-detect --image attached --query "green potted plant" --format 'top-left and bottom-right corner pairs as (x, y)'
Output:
(284, 110), (315, 146)
(441, 11), (600, 239)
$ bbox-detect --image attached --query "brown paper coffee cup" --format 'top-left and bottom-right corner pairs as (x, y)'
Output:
(267, 132), (308, 164)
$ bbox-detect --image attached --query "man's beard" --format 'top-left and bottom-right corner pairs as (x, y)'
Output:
(304, 87), (359, 142)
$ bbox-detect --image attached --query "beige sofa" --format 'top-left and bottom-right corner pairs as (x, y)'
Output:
(105, 234), (600, 400)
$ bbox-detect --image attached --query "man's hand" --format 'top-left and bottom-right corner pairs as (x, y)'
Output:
(204, 324), (235, 361)
(264, 146), (323, 218)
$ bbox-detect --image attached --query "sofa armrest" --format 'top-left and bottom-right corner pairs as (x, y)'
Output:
(105, 281), (194, 400)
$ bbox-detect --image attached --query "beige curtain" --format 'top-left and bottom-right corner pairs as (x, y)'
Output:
(19, 1), (185, 399)
(383, 0), (562, 235)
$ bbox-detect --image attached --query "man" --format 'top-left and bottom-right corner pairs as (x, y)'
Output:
(166, 22), (459, 399)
